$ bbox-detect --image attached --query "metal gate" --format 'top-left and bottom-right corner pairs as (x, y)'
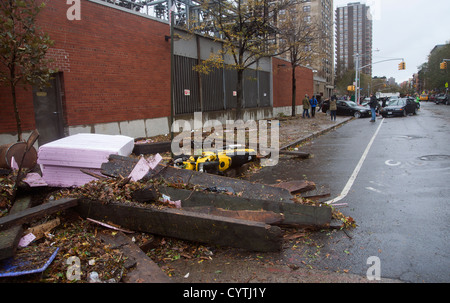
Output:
(174, 55), (271, 115)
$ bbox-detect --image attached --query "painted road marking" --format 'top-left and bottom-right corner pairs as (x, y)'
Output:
(385, 159), (401, 166)
(325, 119), (385, 205)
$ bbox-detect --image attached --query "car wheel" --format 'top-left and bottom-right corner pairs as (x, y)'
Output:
(354, 111), (361, 118)
(403, 110), (407, 117)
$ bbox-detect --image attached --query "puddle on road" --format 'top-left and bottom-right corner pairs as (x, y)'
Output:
(396, 135), (424, 140)
(418, 155), (450, 161)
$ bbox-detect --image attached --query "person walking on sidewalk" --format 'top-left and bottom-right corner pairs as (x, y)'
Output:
(303, 94), (311, 118)
(330, 95), (337, 121)
(369, 94), (378, 122)
(310, 95), (318, 117)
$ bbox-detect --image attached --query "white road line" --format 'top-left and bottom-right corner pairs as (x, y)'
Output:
(325, 119), (385, 205)
(365, 186), (383, 194)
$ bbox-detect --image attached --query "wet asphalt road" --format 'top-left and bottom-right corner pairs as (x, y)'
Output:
(248, 101), (450, 283)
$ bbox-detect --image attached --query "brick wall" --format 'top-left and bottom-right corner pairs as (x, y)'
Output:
(0, 1), (314, 138)
(0, 0), (170, 134)
(272, 57), (314, 108)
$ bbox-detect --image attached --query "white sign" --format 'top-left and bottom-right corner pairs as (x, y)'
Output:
(184, 89), (190, 96)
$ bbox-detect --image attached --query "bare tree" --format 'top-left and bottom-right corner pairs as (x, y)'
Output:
(277, 7), (323, 116)
(192, 0), (298, 120)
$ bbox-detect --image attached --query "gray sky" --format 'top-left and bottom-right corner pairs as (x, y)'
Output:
(333, 0), (450, 84)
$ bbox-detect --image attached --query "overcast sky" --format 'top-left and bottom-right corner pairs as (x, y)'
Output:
(333, 0), (450, 84)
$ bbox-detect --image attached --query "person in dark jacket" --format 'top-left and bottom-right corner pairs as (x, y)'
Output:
(310, 96), (318, 117)
(369, 94), (378, 122)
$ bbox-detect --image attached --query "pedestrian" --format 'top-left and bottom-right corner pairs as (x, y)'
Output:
(330, 95), (337, 121)
(302, 94), (310, 118)
(318, 98), (325, 113)
(310, 95), (318, 117)
(369, 93), (378, 122)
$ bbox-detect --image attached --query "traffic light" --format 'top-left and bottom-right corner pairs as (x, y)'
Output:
(398, 61), (406, 70)
(440, 61), (447, 70)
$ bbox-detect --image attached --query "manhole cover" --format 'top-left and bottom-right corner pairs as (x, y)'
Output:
(418, 155), (450, 161)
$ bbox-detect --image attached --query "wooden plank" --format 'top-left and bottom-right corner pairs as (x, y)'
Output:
(271, 180), (316, 194)
(183, 206), (285, 224)
(0, 198), (78, 231)
(75, 199), (282, 252)
(99, 231), (171, 283)
(133, 141), (171, 155)
(101, 155), (293, 202)
(0, 196), (33, 260)
(300, 184), (331, 201)
(131, 184), (159, 203)
(25, 218), (61, 241)
(159, 186), (332, 227)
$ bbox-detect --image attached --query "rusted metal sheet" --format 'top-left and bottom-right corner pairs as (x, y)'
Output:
(0, 143), (37, 170)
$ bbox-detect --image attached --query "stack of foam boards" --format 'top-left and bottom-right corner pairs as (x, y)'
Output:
(37, 133), (134, 187)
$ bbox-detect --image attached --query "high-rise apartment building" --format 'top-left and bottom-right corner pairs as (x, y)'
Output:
(335, 2), (373, 77)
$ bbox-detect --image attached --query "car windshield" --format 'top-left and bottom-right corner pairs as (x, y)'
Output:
(346, 101), (358, 107)
(388, 99), (406, 106)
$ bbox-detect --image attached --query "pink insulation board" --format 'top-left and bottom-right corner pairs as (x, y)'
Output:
(37, 133), (134, 187)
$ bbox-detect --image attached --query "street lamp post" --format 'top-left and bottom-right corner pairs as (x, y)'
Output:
(354, 51), (375, 104)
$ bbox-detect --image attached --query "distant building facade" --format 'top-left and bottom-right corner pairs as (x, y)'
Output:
(335, 2), (373, 77)
(303, 0), (335, 99)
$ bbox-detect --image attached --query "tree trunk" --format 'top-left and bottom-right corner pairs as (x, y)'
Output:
(236, 69), (244, 120)
(291, 64), (297, 117)
(10, 80), (23, 142)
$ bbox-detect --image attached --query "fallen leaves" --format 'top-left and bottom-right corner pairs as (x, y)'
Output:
(332, 209), (357, 229)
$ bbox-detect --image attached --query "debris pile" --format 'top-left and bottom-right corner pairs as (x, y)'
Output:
(0, 130), (353, 283)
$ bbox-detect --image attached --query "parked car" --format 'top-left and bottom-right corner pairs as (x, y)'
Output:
(380, 98), (417, 117)
(435, 94), (449, 105)
(361, 100), (382, 113)
(322, 100), (371, 118)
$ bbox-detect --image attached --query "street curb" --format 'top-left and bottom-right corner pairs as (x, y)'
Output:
(280, 117), (354, 150)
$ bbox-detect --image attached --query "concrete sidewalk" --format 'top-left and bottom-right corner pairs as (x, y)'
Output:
(277, 112), (354, 150)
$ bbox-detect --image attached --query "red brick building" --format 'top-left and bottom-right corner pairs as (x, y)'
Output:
(0, 0), (313, 146)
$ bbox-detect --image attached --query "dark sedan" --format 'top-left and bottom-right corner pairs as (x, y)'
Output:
(322, 100), (371, 118)
(435, 94), (449, 105)
(380, 98), (417, 117)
